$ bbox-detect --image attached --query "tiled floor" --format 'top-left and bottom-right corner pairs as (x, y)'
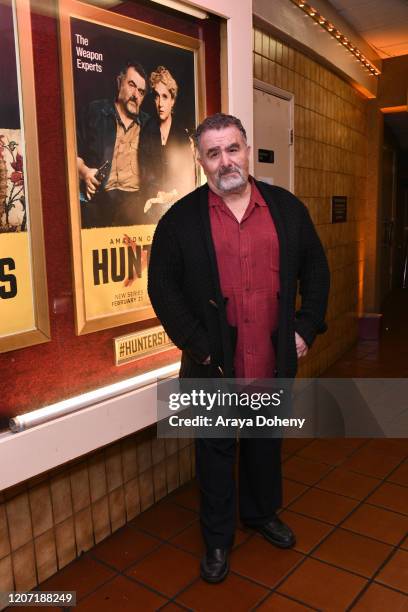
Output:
(15, 291), (408, 610)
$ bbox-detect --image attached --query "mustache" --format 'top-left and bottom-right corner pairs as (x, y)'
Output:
(219, 165), (242, 177)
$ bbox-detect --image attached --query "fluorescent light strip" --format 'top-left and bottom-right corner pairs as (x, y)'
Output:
(149, 0), (208, 19)
(290, 0), (380, 76)
(9, 361), (181, 433)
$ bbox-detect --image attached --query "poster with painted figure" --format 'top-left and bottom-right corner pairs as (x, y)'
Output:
(59, 0), (205, 334)
(0, 0), (50, 352)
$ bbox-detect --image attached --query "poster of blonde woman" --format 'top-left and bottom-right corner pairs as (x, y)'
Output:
(59, 0), (205, 334)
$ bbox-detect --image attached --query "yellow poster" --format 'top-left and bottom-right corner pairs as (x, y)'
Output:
(81, 224), (154, 319)
(0, 1), (49, 352)
(0, 232), (35, 336)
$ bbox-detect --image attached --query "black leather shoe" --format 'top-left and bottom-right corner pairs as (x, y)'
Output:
(245, 515), (296, 549)
(200, 548), (229, 583)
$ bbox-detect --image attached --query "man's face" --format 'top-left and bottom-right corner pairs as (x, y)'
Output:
(116, 67), (146, 118)
(197, 126), (250, 194)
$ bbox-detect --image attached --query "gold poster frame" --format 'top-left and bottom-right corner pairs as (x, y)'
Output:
(58, 0), (206, 335)
(0, 0), (50, 353)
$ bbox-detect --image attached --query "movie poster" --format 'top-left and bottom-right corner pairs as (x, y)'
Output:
(0, 0), (49, 352)
(59, 1), (205, 334)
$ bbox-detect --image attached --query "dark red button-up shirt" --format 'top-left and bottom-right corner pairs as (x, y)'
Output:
(209, 179), (280, 378)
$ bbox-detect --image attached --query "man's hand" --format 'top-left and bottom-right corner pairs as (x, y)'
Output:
(82, 167), (101, 200)
(77, 158), (101, 200)
(202, 355), (211, 365)
(295, 332), (308, 358)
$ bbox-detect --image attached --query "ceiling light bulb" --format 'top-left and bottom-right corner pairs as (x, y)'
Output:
(327, 24), (334, 31)
(309, 7), (316, 16)
(319, 17), (325, 24)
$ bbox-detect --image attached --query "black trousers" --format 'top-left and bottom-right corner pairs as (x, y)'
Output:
(195, 436), (282, 549)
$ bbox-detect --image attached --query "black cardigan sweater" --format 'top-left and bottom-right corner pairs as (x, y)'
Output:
(148, 179), (330, 378)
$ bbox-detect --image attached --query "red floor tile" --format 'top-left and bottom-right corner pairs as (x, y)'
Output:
(74, 575), (167, 611)
(10, 608), (58, 611)
(125, 543), (198, 598)
(401, 536), (408, 551)
(159, 604), (189, 611)
(257, 593), (316, 610)
(341, 444), (404, 479)
(230, 535), (303, 587)
(312, 528), (392, 577)
(169, 519), (249, 557)
(39, 555), (115, 601)
(366, 439), (408, 459)
(316, 467), (380, 500)
(131, 500), (197, 540)
(176, 571), (268, 611)
(388, 460), (408, 487)
(352, 583), (408, 611)
(367, 482), (408, 515)
(375, 549), (408, 594)
(282, 439), (313, 456)
(297, 439), (365, 466)
(278, 558), (367, 611)
(342, 503), (408, 545)
(278, 510), (333, 554)
(169, 480), (200, 512)
(288, 488), (358, 525)
(91, 525), (161, 570)
(282, 479), (309, 507)
(283, 455), (331, 486)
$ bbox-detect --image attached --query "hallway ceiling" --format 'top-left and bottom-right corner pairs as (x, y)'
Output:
(327, 0), (408, 58)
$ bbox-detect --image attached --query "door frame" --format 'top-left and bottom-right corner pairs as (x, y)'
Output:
(253, 78), (295, 193)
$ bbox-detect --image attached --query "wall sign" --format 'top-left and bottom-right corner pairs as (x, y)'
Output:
(114, 325), (173, 366)
(331, 196), (347, 224)
(258, 148), (274, 163)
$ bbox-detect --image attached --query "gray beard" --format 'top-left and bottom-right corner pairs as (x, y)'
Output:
(217, 170), (247, 193)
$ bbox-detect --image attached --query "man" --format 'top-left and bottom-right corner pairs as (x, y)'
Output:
(76, 61), (152, 228)
(148, 113), (330, 583)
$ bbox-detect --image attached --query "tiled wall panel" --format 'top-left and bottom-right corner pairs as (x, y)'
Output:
(254, 28), (369, 376)
(0, 429), (193, 605)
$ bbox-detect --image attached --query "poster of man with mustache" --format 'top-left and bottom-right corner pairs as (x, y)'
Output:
(59, 0), (204, 334)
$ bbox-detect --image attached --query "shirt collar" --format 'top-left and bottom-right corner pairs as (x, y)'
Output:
(112, 101), (141, 131)
(208, 176), (267, 208)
